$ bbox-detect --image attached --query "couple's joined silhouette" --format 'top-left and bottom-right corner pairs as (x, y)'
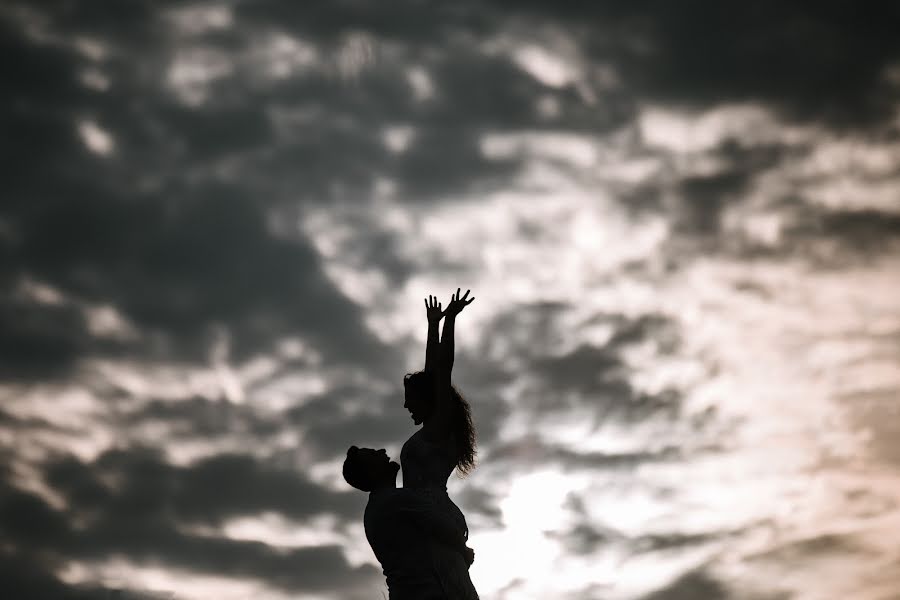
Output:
(343, 289), (480, 599)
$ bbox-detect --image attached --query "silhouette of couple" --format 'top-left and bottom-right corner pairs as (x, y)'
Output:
(343, 289), (480, 599)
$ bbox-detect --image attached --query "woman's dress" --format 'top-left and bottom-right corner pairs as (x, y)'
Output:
(401, 428), (479, 600)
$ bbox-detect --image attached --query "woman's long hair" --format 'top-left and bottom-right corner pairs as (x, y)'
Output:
(404, 371), (477, 476)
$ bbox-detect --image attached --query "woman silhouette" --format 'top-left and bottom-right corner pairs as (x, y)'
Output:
(401, 288), (479, 599)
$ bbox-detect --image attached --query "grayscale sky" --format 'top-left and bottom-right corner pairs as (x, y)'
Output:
(2, 1), (900, 599)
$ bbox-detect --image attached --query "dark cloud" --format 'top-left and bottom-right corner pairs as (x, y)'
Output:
(632, 140), (803, 239)
(792, 207), (900, 257)
(554, 491), (729, 557)
(119, 395), (282, 438)
(0, 299), (93, 380)
(155, 103), (275, 162)
(12, 0), (885, 387)
(37, 0), (165, 44)
(71, 526), (378, 595)
(0, 479), (72, 551)
(390, 126), (521, 200)
(633, 531), (720, 553)
(255, 48), (620, 203)
(1, 0), (585, 381)
(461, 302), (686, 441)
(455, 484), (503, 526)
(818, 208), (900, 241)
(0, 448), (380, 596)
(234, 0), (486, 44)
(619, 179), (666, 217)
(16, 181), (396, 365)
(748, 530), (865, 567)
(668, 138), (807, 236)
(551, 522), (611, 556)
(305, 407), (413, 458)
(448, 350), (514, 448)
(543, 439), (685, 470)
(638, 569), (728, 600)
(495, 0), (900, 129)
(285, 382), (413, 460)
(726, 204), (900, 265)
(675, 170), (753, 234)
(530, 342), (623, 394)
(0, 549), (111, 600)
(0, 5), (390, 377)
(610, 313), (679, 349)
(486, 434), (681, 471)
(235, 0), (900, 132)
(2, 98), (396, 372)
(421, 49), (620, 132)
(46, 445), (363, 525)
(528, 357), (678, 426)
(636, 567), (793, 600)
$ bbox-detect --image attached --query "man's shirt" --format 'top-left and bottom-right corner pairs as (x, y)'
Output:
(364, 487), (457, 600)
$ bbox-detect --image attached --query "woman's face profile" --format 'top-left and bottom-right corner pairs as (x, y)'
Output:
(404, 385), (432, 425)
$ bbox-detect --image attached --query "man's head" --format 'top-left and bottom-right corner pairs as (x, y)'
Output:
(342, 446), (400, 492)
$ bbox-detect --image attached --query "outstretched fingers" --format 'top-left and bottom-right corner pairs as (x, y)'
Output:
(445, 288), (474, 316)
(425, 295), (444, 322)
(454, 288), (474, 306)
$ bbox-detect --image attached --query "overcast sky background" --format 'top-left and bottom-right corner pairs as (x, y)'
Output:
(2, 1), (900, 599)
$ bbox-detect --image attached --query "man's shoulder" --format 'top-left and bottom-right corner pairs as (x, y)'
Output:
(366, 489), (426, 526)
(366, 489), (399, 517)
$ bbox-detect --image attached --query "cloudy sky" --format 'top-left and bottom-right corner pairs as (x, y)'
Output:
(2, 1), (900, 598)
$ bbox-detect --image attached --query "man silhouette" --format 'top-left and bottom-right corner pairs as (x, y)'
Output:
(343, 446), (474, 599)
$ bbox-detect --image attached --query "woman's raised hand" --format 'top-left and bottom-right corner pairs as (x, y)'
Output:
(425, 295), (444, 324)
(444, 288), (474, 318)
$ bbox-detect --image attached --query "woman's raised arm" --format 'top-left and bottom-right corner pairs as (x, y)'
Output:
(424, 289), (473, 440)
(424, 295), (442, 374)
